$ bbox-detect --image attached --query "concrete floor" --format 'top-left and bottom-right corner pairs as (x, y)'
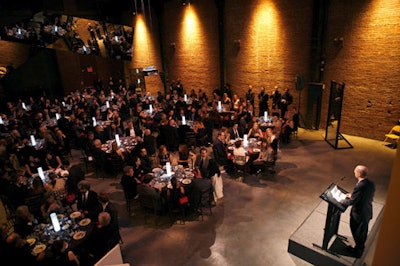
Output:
(86, 128), (395, 266)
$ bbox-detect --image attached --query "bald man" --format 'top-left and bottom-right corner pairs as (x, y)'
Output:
(344, 165), (375, 258)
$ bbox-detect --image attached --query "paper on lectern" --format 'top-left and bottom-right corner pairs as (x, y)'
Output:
(331, 185), (347, 203)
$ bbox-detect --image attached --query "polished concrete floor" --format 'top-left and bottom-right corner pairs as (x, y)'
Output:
(85, 128), (395, 266)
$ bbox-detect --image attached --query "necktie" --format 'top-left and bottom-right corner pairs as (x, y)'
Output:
(235, 129), (239, 139)
(200, 158), (204, 169)
(82, 193), (86, 206)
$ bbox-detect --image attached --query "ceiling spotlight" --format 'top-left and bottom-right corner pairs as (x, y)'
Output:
(182, 0), (190, 5)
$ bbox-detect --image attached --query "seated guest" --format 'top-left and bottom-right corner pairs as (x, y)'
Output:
(77, 180), (100, 219)
(125, 120), (142, 138)
(131, 156), (146, 182)
(98, 192), (120, 231)
(166, 176), (188, 213)
(229, 122), (243, 140)
(138, 147), (153, 174)
(40, 192), (64, 223)
(266, 127), (279, 160)
(44, 239), (80, 266)
(272, 114), (283, 139)
(84, 212), (117, 264)
(232, 139), (249, 163)
(63, 159), (85, 201)
(178, 143), (195, 168)
(13, 205), (37, 238)
(281, 110), (295, 144)
(137, 173), (165, 212)
(24, 176), (46, 222)
(44, 150), (63, 171)
(142, 128), (156, 156)
(106, 123), (123, 141)
(157, 145), (171, 167)
(120, 165), (140, 200)
(247, 122), (263, 139)
(4, 232), (39, 264)
(24, 154), (43, 177)
(251, 139), (275, 173)
(193, 120), (208, 147)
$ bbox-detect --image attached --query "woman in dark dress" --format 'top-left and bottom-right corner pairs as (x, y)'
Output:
(157, 145), (171, 167)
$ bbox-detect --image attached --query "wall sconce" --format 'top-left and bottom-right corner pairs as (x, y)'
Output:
(234, 39), (241, 48)
(333, 37), (344, 47)
(170, 42), (176, 49)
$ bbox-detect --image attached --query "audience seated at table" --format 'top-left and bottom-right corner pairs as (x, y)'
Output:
(166, 176), (188, 216)
(40, 191), (65, 223)
(24, 154), (43, 177)
(63, 159), (85, 201)
(178, 143), (195, 168)
(247, 121), (263, 139)
(13, 205), (37, 238)
(120, 165), (140, 200)
(44, 150), (63, 171)
(45, 171), (66, 203)
(265, 128), (279, 161)
(43, 238), (80, 266)
(137, 174), (165, 213)
(232, 140), (250, 163)
(3, 232), (39, 264)
(138, 147), (153, 174)
(157, 145), (171, 168)
(25, 175), (46, 222)
(229, 122), (244, 140)
(98, 191), (120, 232)
(83, 212), (118, 265)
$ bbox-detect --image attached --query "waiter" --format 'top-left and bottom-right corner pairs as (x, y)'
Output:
(344, 165), (375, 258)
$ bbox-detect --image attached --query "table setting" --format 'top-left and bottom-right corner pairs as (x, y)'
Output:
(25, 210), (93, 256)
(151, 163), (195, 189)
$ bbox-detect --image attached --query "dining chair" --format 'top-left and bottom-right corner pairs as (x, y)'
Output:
(138, 193), (160, 226)
(197, 186), (214, 221)
(233, 155), (248, 182)
(80, 148), (97, 177)
(384, 125), (400, 148)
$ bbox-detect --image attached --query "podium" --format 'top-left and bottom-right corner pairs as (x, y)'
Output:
(313, 183), (349, 251)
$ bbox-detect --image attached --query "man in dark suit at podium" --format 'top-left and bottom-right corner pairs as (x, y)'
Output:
(344, 165), (375, 258)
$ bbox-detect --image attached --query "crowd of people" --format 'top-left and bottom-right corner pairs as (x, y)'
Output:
(0, 77), (300, 264)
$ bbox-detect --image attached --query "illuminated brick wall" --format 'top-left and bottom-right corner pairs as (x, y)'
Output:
(162, 0), (220, 97)
(323, 0), (400, 140)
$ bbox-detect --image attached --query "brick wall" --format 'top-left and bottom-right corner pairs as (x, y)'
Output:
(323, 0), (400, 140)
(162, 0), (220, 97)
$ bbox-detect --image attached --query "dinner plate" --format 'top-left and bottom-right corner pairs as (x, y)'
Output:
(152, 168), (163, 173)
(70, 211), (81, 219)
(79, 218), (91, 227)
(185, 173), (194, 178)
(26, 238), (36, 246)
(32, 244), (46, 254)
(182, 179), (192, 185)
(73, 231), (86, 240)
(62, 224), (70, 230)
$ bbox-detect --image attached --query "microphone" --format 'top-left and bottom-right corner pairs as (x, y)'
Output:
(335, 176), (346, 186)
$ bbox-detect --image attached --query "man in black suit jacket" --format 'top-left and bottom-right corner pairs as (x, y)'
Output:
(194, 147), (211, 179)
(344, 165), (375, 258)
(125, 120), (142, 138)
(229, 123), (243, 140)
(77, 180), (100, 220)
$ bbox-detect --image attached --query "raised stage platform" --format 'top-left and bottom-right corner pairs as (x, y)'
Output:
(288, 200), (384, 266)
